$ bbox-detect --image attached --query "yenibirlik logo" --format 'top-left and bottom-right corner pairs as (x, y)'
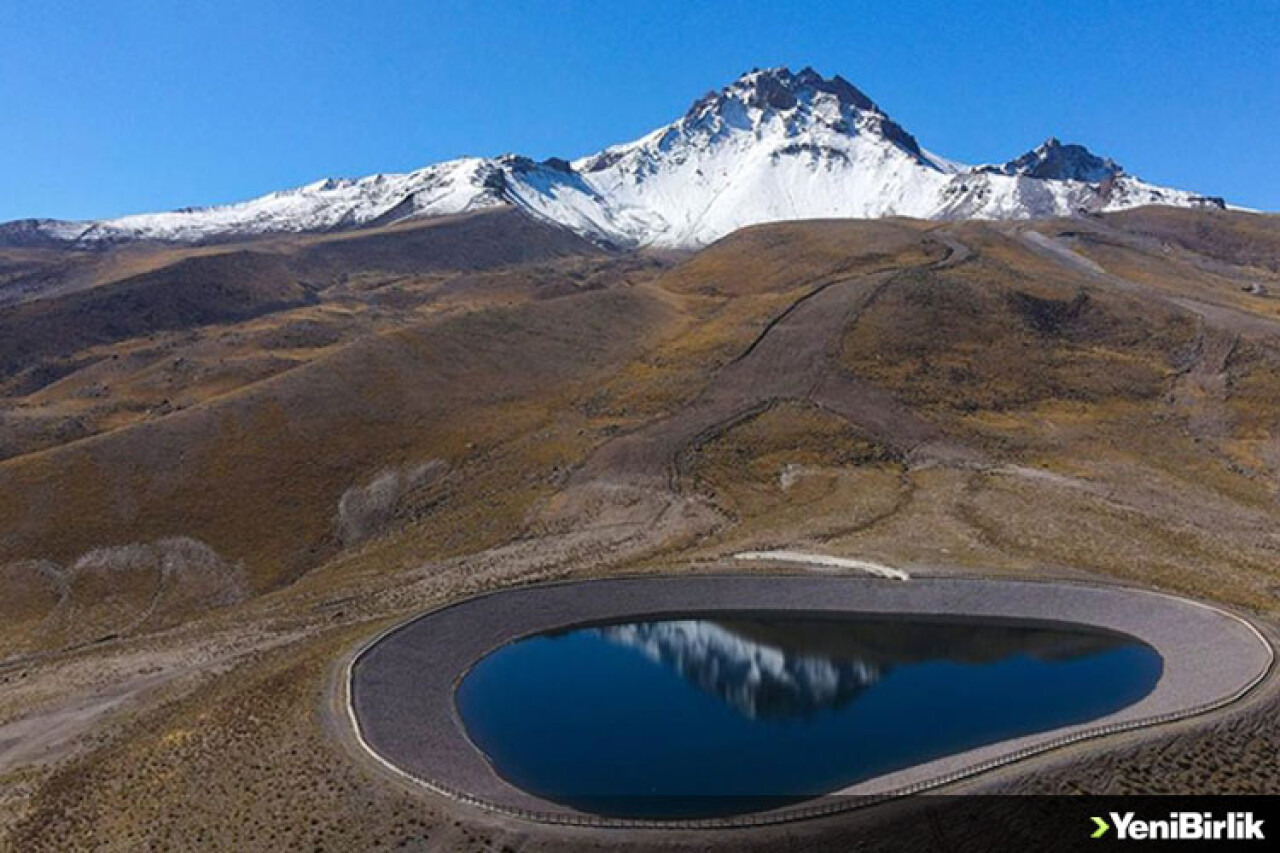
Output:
(1092, 812), (1265, 841)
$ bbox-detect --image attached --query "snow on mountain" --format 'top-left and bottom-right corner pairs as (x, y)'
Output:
(979, 137), (1123, 182)
(0, 67), (1227, 250)
(1, 158), (509, 247)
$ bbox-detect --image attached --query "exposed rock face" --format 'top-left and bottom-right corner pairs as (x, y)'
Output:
(0, 537), (248, 659)
(336, 460), (447, 547)
(981, 137), (1125, 182)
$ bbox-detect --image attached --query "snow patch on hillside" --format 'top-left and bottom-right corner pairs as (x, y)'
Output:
(735, 550), (910, 580)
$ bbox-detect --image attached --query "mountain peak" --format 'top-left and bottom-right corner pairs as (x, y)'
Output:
(679, 66), (925, 161)
(1, 67), (1228, 250)
(687, 66), (879, 118)
(985, 137), (1125, 183)
(731, 66), (877, 112)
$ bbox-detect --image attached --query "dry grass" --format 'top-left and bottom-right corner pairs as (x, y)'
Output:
(3, 208), (1280, 849)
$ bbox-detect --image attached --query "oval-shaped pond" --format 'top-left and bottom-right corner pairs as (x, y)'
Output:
(455, 613), (1162, 818)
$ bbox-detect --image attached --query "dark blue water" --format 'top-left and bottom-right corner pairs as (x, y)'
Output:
(456, 614), (1161, 818)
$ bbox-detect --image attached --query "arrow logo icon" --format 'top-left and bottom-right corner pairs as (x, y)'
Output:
(1092, 816), (1111, 838)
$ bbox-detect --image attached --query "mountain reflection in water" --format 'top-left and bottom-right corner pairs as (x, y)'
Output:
(597, 615), (1132, 720)
(598, 621), (878, 718)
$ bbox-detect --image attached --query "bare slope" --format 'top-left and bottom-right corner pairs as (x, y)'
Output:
(2, 206), (1280, 849)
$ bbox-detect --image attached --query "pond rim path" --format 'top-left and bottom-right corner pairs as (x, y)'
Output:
(336, 572), (1274, 830)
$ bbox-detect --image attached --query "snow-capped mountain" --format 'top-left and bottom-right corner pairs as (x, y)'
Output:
(0, 67), (1226, 250)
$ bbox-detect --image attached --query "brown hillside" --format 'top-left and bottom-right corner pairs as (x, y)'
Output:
(4, 207), (1280, 847)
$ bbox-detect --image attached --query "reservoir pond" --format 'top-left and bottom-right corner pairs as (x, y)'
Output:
(456, 613), (1162, 818)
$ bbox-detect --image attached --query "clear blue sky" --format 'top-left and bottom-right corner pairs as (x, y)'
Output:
(2, 0), (1276, 221)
